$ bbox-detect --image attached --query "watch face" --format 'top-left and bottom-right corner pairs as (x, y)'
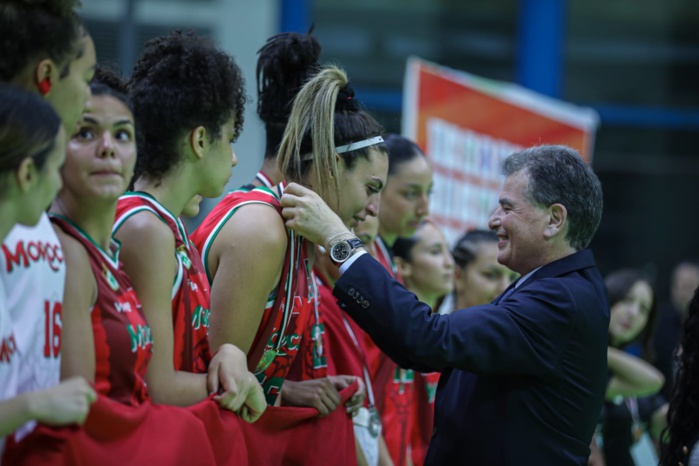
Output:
(331, 242), (351, 262)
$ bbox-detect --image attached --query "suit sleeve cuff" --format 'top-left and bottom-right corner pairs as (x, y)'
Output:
(339, 250), (367, 274)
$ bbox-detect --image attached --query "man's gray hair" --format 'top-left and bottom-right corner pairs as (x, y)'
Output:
(503, 145), (603, 250)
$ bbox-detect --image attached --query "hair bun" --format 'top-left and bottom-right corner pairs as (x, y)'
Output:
(335, 82), (359, 112)
(92, 65), (128, 94)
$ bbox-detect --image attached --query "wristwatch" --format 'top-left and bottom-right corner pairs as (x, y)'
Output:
(329, 237), (364, 266)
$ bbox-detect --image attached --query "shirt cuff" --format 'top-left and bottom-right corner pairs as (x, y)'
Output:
(339, 250), (367, 275)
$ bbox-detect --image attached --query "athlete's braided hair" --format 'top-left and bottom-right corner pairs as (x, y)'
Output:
(660, 286), (699, 466)
(0, 0), (84, 81)
(128, 30), (246, 182)
(257, 30), (321, 160)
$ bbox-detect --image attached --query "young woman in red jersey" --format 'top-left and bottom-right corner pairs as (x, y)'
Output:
(393, 221), (455, 466)
(109, 31), (263, 415)
(191, 66), (385, 411)
(359, 134), (433, 466)
(315, 214), (394, 466)
(55, 70), (262, 419)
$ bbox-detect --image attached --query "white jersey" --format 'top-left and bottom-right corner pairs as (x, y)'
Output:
(0, 213), (64, 395)
(0, 278), (19, 457)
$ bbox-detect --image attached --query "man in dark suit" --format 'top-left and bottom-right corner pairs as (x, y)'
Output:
(281, 144), (609, 465)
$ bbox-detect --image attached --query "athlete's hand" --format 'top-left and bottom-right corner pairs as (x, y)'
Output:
(281, 183), (349, 248)
(236, 373), (266, 423)
(209, 343), (251, 410)
(209, 344), (266, 422)
(329, 375), (365, 416)
(281, 378), (342, 416)
(30, 376), (96, 426)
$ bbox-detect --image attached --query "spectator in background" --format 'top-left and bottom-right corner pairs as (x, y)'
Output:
(653, 260), (699, 400)
(602, 269), (666, 466)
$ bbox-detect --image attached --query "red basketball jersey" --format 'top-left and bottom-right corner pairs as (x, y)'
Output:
(51, 215), (152, 406)
(114, 192), (212, 373)
(191, 185), (313, 404)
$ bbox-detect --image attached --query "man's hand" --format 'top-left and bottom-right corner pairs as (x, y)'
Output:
(281, 183), (350, 248)
(208, 343), (266, 422)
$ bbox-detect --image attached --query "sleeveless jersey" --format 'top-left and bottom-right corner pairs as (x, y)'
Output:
(367, 236), (415, 466)
(411, 371), (440, 466)
(114, 192), (212, 373)
(0, 214), (64, 396)
(191, 185), (313, 405)
(51, 215), (153, 406)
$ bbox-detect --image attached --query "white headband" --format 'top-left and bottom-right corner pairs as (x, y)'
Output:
(301, 135), (385, 161)
(335, 135), (384, 154)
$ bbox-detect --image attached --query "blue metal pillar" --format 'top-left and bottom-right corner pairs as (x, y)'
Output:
(280, 0), (311, 33)
(515, 0), (565, 97)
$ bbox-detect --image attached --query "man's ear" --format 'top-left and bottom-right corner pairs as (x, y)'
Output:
(188, 126), (207, 161)
(544, 203), (567, 240)
(15, 157), (38, 193)
(395, 256), (412, 279)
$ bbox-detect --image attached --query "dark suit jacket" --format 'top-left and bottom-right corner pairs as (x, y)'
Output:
(334, 249), (609, 466)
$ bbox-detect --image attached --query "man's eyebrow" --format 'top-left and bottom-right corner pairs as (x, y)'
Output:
(499, 197), (514, 206)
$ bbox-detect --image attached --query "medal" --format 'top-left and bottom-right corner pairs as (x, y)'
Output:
(256, 349), (278, 372)
(368, 406), (381, 438)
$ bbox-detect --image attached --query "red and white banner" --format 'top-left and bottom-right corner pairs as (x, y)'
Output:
(403, 57), (599, 244)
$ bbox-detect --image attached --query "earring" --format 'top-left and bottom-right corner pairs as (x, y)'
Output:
(38, 78), (51, 96)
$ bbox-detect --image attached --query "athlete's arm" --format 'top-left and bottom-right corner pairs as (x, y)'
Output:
(56, 228), (97, 383)
(0, 377), (96, 436)
(115, 212), (208, 406)
(207, 204), (287, 354)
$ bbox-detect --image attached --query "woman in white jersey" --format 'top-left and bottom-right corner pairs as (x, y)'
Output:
(0, 84), (95, 456)
(0, 0), (96, 406)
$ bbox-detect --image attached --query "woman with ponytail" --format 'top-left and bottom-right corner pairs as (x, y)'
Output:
(660, 286), (699, 466)
(191, 65), (386, 413)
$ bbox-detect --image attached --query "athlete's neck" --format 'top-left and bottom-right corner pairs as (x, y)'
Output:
(50, 194), (116, 251)
(134, 174), (192, 218)
(0, 200), (20, 243)
(250, 159), (284, 187)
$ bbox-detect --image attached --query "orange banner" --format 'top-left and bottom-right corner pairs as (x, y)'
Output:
(402, 57), (599, 244)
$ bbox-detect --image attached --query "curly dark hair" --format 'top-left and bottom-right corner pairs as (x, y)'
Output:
(128, 30), (246, 182)
(0, 0), (84, 81)
(256, 30), (321, 160)
(660, 286), (699, 466)
(90, 65), (132, 113)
